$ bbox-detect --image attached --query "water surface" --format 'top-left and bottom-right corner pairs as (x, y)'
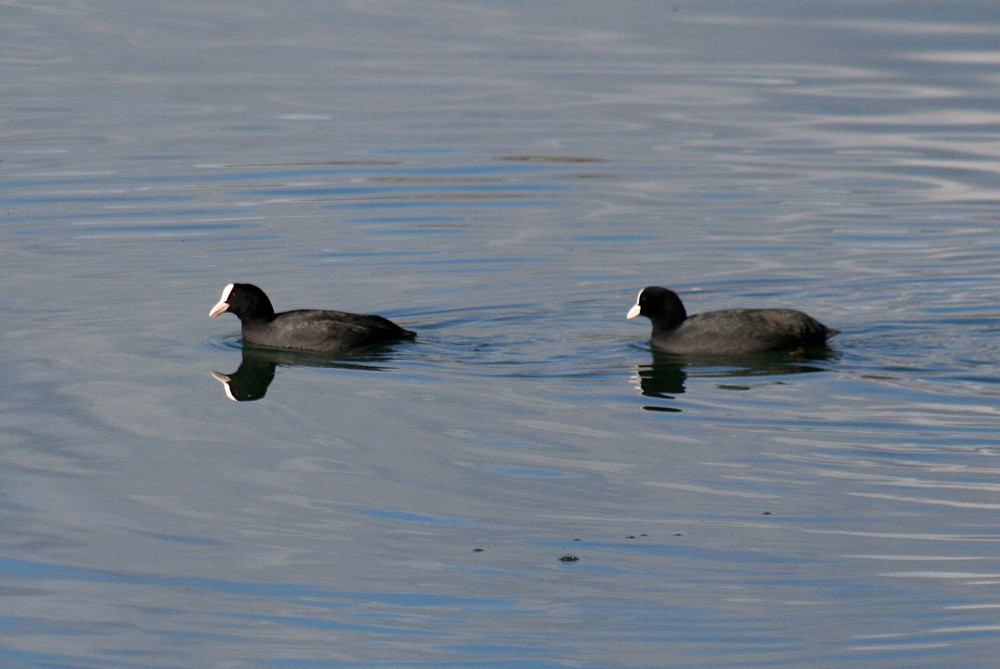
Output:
(3, 2), (1000, 667)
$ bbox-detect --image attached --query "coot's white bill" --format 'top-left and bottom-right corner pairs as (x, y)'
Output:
(209, 283), (235, 317)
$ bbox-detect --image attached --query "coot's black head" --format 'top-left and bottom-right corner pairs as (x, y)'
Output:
(209, 283), (276, 323)
(626, 286), (687, 329)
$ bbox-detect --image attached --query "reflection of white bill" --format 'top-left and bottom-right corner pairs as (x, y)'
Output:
(211, 371), (238, 403)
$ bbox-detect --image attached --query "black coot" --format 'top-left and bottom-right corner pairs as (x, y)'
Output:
(210, 283), (415, 353)
(627, 286), (838, 354)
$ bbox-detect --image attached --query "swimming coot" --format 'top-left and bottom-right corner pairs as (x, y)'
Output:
(209, 283), (415, 353)
(627, 286), (838, 354)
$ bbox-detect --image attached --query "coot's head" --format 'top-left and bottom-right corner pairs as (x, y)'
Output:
(626, 286), (687, 329)
(209, 283), (276, 323)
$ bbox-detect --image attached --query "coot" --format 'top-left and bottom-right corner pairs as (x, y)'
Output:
(210, 283), (415, 353)
(627, 286), (838, 354)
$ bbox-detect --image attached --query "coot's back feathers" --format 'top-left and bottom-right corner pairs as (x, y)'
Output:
(210, 283), (414, 354)
(241, 308), (413, 352)
(627, 286), (837, 355)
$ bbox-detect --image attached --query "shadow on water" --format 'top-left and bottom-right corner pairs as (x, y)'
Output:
(211, 343), (403, 402)
(633, 347), (840, 412)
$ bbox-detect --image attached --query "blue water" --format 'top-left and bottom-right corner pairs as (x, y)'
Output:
(3, 2), (1000, 667)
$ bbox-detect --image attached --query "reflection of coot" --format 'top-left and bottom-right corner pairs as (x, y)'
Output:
(634, 356), (688, 398)
(633, 348), (839, 412)
(210, 283), (415, 353)
(627, 286), (838, 354)
(211, 347), (396, 402)
(212, 351), (278, 402)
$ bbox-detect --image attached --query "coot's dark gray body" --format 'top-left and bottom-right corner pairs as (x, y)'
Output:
(627, 286), (837, 355)
(210, 283), (414, 354)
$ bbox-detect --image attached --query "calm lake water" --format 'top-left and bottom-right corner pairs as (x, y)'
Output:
(4, 2), (1000, 667)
